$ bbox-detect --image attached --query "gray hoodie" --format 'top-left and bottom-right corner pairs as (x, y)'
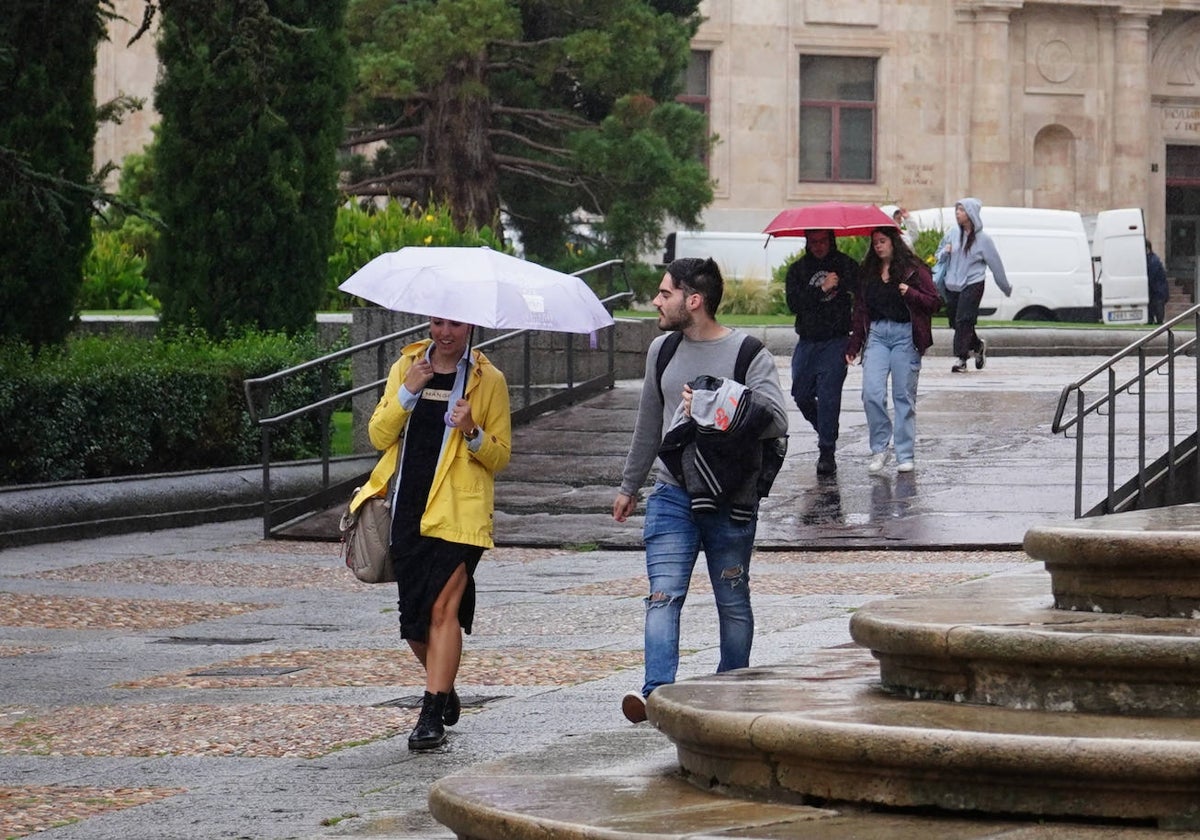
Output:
(939, 197), (1011, 296)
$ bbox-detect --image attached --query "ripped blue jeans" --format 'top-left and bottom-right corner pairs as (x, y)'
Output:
(640, 482), (756, 697)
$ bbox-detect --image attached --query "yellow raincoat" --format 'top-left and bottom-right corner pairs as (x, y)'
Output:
(349, 339), (511, 549)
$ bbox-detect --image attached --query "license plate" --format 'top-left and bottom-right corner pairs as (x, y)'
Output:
(1106, 309), (1144, 322)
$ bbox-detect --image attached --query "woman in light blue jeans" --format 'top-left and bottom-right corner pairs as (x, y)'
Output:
(845, 227), (941, 473)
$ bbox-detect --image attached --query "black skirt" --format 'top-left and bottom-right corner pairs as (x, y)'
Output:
(390, 512), (483, 642)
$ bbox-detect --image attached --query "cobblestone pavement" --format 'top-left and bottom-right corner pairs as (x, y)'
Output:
(2, 349), (1178, 838)
(0, 520), (1028, 839)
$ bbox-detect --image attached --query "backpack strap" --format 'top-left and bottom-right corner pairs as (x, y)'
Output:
(654, 331), (686, 405)
(655, 331), (765, 404)
(734, 335), (765, 385)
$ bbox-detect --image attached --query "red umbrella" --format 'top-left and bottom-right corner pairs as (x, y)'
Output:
(763, 202), (897, 238)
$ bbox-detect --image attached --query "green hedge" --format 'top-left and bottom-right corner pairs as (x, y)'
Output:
(0, 330), (339, 485)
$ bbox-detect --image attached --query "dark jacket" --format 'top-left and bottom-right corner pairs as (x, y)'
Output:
(847, 259), (940, 358)
(1148, 252), (1169, 303)
(785, 242), (860, 342)
(658, 375), (777, 521)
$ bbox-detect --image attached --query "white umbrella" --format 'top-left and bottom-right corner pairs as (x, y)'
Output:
(338, 245), (615, 334)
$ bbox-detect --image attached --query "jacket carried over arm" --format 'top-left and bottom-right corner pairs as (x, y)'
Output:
(657, 375), (779, 520)
(619, 329), (788, 499)
(350, 339), (512, 549)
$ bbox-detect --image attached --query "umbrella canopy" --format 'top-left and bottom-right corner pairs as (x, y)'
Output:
(338, 246), (615, 334)
(763, 202), (897, 238)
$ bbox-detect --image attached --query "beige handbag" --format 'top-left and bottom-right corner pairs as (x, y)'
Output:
(339, 493), (395, 584)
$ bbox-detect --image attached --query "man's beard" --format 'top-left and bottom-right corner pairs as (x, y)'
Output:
(658, 304), (692, 332)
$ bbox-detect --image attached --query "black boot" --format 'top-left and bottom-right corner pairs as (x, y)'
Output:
(408, 691), (447, 751)
(443, 687), (461, 727)
(816, 447), (836, 476)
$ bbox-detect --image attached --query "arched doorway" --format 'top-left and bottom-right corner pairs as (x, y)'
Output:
(1033, 125), (1076, 209)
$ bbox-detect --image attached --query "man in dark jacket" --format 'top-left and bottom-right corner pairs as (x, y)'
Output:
(785, 229), (859, 475)
(1146, 238), (1169, 325)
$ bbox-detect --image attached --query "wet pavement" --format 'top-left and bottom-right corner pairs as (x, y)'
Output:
(486, 350), (1173, 550)
(0, 337), (1190, 839)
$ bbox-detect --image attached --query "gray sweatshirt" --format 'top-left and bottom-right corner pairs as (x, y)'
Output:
(940, 197), (1012, 296)
(618, 329), (788, 497)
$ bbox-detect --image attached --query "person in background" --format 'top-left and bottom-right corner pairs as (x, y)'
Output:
(937, 197), (1011, 373)
(1146, 238), (1169, 325)
(785, 228), (859, 476)
(612, 257), (788, 725)
(846, 226), (941, 474)
(349, 317), (512, 751)
(882, 205), (913, 248)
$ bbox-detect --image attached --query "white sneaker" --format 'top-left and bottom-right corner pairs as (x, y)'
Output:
(896, 460), (915, 473)
(867, 451), (890, 473)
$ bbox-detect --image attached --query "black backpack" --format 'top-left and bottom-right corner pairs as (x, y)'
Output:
(654, 331), (788, 498)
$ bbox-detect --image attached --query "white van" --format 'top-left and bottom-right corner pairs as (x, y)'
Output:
(906, 206), (1148, 323)
(1091, 208), (1149, 324)
(664, 231), (801, 281)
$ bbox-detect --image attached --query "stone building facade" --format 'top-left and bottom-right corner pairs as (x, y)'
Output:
(687, 0), (1200, 278)
(95, 0), (1200, 276)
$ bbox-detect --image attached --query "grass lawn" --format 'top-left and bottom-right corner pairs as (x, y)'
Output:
(332, 411), (353, 456)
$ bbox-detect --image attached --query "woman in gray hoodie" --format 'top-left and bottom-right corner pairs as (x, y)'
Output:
(937, 198), (1011, 372)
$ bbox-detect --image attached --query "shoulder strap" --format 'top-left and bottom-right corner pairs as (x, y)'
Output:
(654, 331), (685, 404)
(734, 335), (764, 385)
(656, 332), (764, 403)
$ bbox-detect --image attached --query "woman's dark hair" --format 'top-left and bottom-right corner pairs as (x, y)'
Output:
(665, 257), (724, 317)
(860, 226), (920, 278)
(956, 202), (977, 254)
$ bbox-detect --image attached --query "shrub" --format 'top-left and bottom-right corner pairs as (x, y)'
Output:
(324, 201), (505, 311)
(79, 227), (159, 311)
(0, 330), (338, 485)
(720, 278), (777, 316)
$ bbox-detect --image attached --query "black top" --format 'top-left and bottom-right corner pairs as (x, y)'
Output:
(863, 273), (910, 324)
(394, 369), (456, 521)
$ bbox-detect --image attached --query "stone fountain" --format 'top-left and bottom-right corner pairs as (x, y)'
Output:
(430, 503), (1200, 837)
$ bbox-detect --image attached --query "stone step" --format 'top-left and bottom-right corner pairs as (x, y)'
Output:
(648, 645), (1200, 828)
(849, 568), (1200, 716)
(1024, 502), (1200, 616)
(428, 735), (1173, 839)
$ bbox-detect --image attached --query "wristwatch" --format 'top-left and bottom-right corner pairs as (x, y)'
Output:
(463, 427), (479, 441)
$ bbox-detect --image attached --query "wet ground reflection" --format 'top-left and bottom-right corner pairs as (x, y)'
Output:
(800, 476), (843, 525)
(870, 472), (917, 520)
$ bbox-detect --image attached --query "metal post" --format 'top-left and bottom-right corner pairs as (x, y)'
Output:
(1107, 368), (1117, 512)
(1074, 389), (1085, 519)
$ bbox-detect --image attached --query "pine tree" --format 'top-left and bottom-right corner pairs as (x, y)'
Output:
(0, 2), (106, 349)
(152, 0), (350, 337)
(342, 0), (710, 263)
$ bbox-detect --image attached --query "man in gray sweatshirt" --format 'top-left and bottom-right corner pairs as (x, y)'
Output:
(612, 257), (788, 724)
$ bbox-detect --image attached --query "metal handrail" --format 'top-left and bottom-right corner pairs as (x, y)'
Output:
(1051, 305), (1200, 518)
(242, 259), (634, 538)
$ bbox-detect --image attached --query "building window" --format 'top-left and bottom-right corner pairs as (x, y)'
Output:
(798, 55), (876, 182)
(677, 50), (711, 166)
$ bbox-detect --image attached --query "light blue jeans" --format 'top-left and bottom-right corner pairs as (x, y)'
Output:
(862, 319), (922, 465)
(640, 482), (756, 697)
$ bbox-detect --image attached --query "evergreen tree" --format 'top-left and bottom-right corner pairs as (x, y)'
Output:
(152, 0), (350, 337)
(0, 2), (107, 349)
(342, 0), (711, 263)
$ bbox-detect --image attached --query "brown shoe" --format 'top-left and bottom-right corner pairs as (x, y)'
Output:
(621, 690), (647, 723)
